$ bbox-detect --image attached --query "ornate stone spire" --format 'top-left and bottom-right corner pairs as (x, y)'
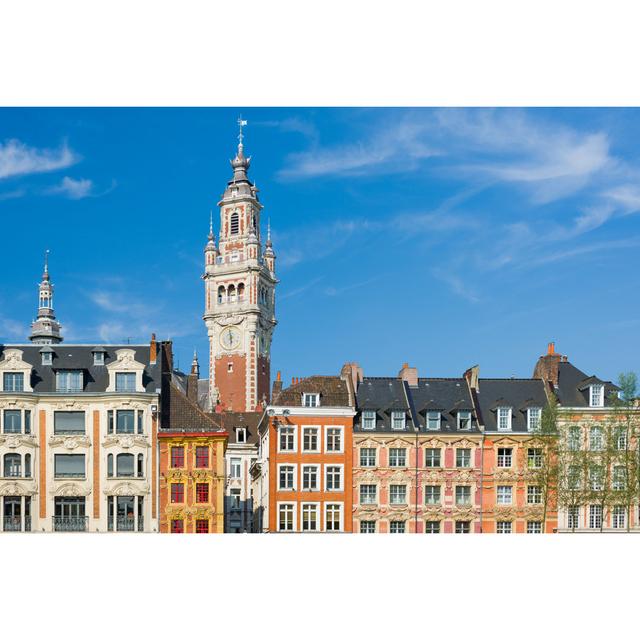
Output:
(29, 250), (63, 344)
(191, 349), (200, 376)
(222, 118), (256, 200)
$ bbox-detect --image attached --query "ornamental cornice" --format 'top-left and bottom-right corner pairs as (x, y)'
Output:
(493, 469), (522, 481)
(52, 399), (90, 411)
(353, 510), (381, 521)
(491, 435), (529, 445)
(355, 503), (380, 513)
(104, 400), (147, 410)
(521, 505), (544, 519)
(355, 470), (379, 484)
(0, 480), (38, 496)
(103, 435), (150, 449)
(191, 470), (214, 482)
(48, 435), (91, 450)
(490, 506), (517, 521)
(353, 436), (381, 446)
(420, 470), (445, 482)
(52, 482), (91, 497)
(452, 470), (477, 483)
(0, 399), (37, 410)
(165, 505), (216, 519)
(386, 436), (416, 447)
(420, 437), (451, 447)
(217, 315), (245, 327)
(104, 481), (150, 496)
(421, 509), (445, 521)
(0, 434), (38, 449)
(452, 506), (478, 521)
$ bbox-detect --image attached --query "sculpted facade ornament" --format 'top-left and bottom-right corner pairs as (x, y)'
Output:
(105, 481), (150, 496)
(0, 349), (34, 391)
(0, 435), (38, 449)
(217, 315), (244, 327)
(0, 481), (38, 496)
(103, 435), (150, 449)
(48, 435), (91, 450)
(491, 506), (517, 521)
(53, 483), (91, 497)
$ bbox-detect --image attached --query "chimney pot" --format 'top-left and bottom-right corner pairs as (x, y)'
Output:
(547, 342), (555, 355)
(277, 371), (281, 381)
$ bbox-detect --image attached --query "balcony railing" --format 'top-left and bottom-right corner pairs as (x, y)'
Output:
(3, 516), (22, 532)
(108, 517), (144, 532)
(53, 516), (88, 532)
(54, 473), (85, 479)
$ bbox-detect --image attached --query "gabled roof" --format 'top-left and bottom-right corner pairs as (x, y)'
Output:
(161, 382), (224, 433)
(273, 375), (352, 407)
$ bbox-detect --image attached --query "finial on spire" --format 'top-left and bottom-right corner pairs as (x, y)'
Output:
(208, 210), (214, 240)
(44, 249), (49, 274)
(266, 217), (272, 247)
(238, 116), (248, 150)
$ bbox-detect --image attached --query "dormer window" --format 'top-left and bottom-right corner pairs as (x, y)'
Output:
(497, 407), (512, 431)
(303, 393), (319, 408)
(362, 410), (376, 430)
(56, 370), (83, 393)
(457, 411), (472, 430)
(93, 351), (105, 366)
(590, 384), (604, 407)
(236, 427), (247, 444)
(115, 372), (136, 392)
(426, 411), (441, 430)
(391, 411), (406, 430)
(41, 351), (53, 366)
(3, 372), (24, 392)
(527, 407), (542, 432)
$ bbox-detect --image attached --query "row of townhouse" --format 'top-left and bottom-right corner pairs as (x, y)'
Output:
(252, 344), (640, 533)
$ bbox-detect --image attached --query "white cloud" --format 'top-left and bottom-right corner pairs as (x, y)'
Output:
(0, 315), (26, 339)
(49, 176), (94, 199)
(0, 139), (79, 180)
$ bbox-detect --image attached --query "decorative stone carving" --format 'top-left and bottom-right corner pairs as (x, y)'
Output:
(0, 435), (38, 449)
(0, 481), (38, 496)
(53, 483), (91, 497)
(103, 435), (149, 449)
(105, 481), (150, 496)
(48, 435), (91, 449)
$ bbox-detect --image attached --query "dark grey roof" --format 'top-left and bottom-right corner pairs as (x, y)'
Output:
(213, 411), (261, 445)
(556, 362), (618, 407)
(354, 377), (414, 432)
(0, 344), (161, 394)
(475, 378), (548, 433)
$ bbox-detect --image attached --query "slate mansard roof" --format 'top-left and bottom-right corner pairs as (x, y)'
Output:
(273, 375), (352, 408)
(556, 361), (619, 408)
(474, 378), (548, 433)
(354, 377), (414, 432)
(0, 343), (162, 394)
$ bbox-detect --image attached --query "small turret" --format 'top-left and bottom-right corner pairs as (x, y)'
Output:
(264, 218), (276, 273)
(29, 251), (63, 344)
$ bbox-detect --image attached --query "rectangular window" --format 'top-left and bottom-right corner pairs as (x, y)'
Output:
(360, 520), (375, 534)
(425, 521), (440, 533)
(230, 457), (241, 478)
(195, 519), (209, 533)
(171, 483), (184, 503)
(567, 506), (580, 529)
(301, 503), (318, 531)
(455, 521), (471, 534)
(195, 483), (209, 503)
(278, 426), (295, 452)
(615, 427), (628, 450)
(4, 454), (21, 477)
(325, 465), (342, 491)
(455, 485), (471, 505)
(360, 447), (376, 467)
(116, 410), (135, 434)
(527, 407), (542, 432)
(497, 407), (512, 431)
(53, 411), (85, 434)
(195, 446), (209, 468)
(116, 453), (134, 477)
(325, 504), (342, 531)
(302, 465), (318, 491)
(115, 372), (136, 392)
(24, 410), (31, 434)
(278, 504), (294, 532)
(171, 447), (184, 468)
(389, 484), (407, 505)
(497, 485), (512, 505)
(171, 519), (184, 533)
(3, 372), (24, 392)
(235, 427), (246, 443)
(613, 466), (626, 491)
(425, 485), (441, 505)
(567, 465), (581, 490)
(589, 466), (604, 491)
(54, 454), (85, 478)
(496, 521), (512, 534)
(389, 521), (405, 534)
(56, 370), (83, 392)
(426, 412), (441, 430)
(302, 427), (319, 452)
(389, 448), (406, 467)
(589, 504), (602, 529)
(326, 427), (342, 452)
(497, 448), (512, 467)
(279, 465), (295, 490)
(457, 411), (472, 431)
(527, 448), (543, 469)
(3, 410), (22, 434)
(589, 426), (604, 451)
(567, 427), (581, 451)
(590, 384), (604, 407)
(360, 484), (377, 505)
(527, 521), (542, 534)
(612, 506), (626, 529)
(230, 488), (241, 510)
(527, 486), (542, 504)
(303, 393), (319, 408)
(425, 448), (441, 468)
(362, 410), (376, 430)
(456, 448), (471, 468)
(391, 411), (406, 430)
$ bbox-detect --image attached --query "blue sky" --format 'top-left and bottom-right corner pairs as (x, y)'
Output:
(0, 108), (638, 384)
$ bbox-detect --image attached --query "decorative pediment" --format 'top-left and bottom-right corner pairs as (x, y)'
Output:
(48, 435), (91, 450)
(386, 436), (414, 447)
(0, 349), (33, 391)
(106, 349), (146, 392)
(105, 481), (150, 496)
(53, 482), (91, 497)
(0, 435), (38, 449)
(492, 436), (526, 445)
(103, 435), (149, 449)
(354, 437), (380, 447)
(0, 480), (38, 496)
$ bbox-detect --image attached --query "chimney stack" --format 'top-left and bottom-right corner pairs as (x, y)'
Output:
(398, 362), (418, 387)
(150, 333), (157, 365)
(533, 342), (563, 387)
(272, 370), (283, 399)
(464, 365), (480, 392)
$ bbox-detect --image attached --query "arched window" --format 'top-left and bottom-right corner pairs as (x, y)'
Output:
(25, 453), (31, 478)
(238, 283), (245, 301)
(107, 454), (113, 478)
(116, 453), (134, 477)
(228, 284), (236, 303)
(217, 286), (225, 304)
(137, 454), (144, 478)
(4, 453), (21, 478)
(230, 212), (239, 235)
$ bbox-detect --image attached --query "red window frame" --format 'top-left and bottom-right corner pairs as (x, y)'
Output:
(171, 446), (185, 468)
(195, 519), (209, 534)
(171, 519), (184, 533)
(195, 446), (209, 468)
(171, 483), (184, 503)
(196, 483), (209, 503)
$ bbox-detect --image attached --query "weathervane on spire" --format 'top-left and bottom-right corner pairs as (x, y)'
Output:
(44, 249), (50, 274)
(238, 116), (248, 147)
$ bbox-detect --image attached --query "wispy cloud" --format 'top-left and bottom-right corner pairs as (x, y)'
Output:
(0, 188), (26, 201)
(48, 176), (94, 199)
(324, 277), (381, 297)
(0, 314), (27, 340)
(280, 276), (325, 301)
(0, 138), (79, 180)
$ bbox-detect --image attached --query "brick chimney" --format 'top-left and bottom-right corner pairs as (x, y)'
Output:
(398, 362), (418, 387)
(533, 342), (563, 387)
(340, 362), (363, 406)
(272, 370), (283, 399)
(149, 333), (157, 365)
(464, 365), (479, 392)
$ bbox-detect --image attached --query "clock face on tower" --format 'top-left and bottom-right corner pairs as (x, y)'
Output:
(220, 327), (241, 350)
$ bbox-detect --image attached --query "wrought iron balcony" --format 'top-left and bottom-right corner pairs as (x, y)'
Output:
(108, 516), (144, 532)
(3, 516), (22, 532)
(53, 516), (88, 532)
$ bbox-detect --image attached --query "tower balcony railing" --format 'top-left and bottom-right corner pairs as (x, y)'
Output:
(217, 296), (245, 305)
(53, 516), (88, 532)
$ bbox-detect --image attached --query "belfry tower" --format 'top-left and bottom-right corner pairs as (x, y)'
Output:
(203, 122), (277, 412)
(29, 250), (63, 344)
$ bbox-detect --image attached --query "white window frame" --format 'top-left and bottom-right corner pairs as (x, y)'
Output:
(424, 485), (441, 505)
(389, 520), (406, 534)
(567, 506), (580, 529)
(303, 393), (320, 408)
(527, 447), (543, 469)
(325, 464), (343, 492)
(425, 448), (441, 468)
(301, 502), (319, 532)
(425, 521), (441, 534)
(589, 504), (602, 529)
(360, 484), (377, 505)
(589, 426), (604, 451)
(360, 520), (376, 534)
(359, 447), (376, 467)
(301, 426), (319, 453)
(457, 411), (472, 431)
(362, 410), (376, 430)
(324, 425), (344, 453)
(277, 463), (297, 491)
(277, 502), (296, 532)
(389, 447), (407, 468)
(612, 465), (626, 491)
(229, 457), (241, 479)
(567, 426), (581, 451)
(496, 521), (512, 534)
(612, 505), (626, 529)
(235, 427), (247, 444)
(496, 485), (512, 505)
(455, 485), (471, 505)
(325, 503), (343, 532)
(527, 407), (542, 432)
(527, 485), (542, 505)
(497, 447), (512, 468)
(389, 484), (407, 505)
(391, 411), (406, 430)
(589, 384), (604, 408)
(277, 425), (297, 453)
(456, 448), (471, 468)
(527, 521), (542, 534)
(426, 411), (441, 431)
(301, 464), (320, 491)
(497, 407), (512, 431)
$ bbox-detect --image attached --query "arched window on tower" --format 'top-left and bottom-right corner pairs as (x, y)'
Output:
(217, 286), (226, 304)
(238, 283), (245, 302)
(230, 212), (239, 235)
(228, 284), (236, 304)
